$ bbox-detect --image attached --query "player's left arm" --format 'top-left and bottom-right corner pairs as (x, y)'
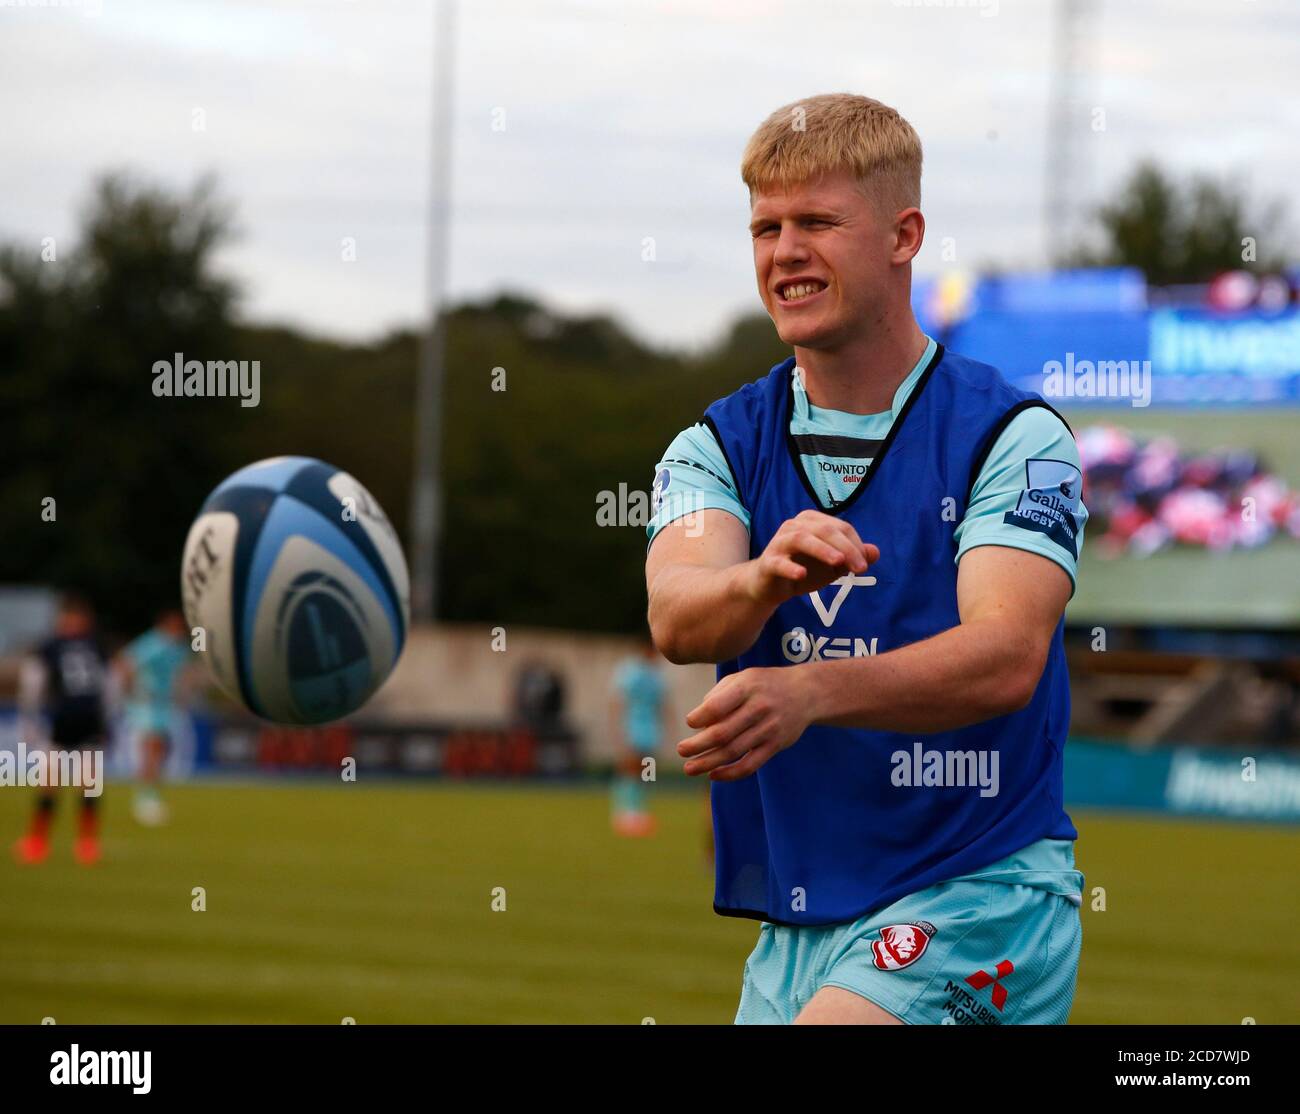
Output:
(608, 664), (634, 763)
(608, 693), (626, 750)
(110, 640), (139, 699)
(678, 407), (1084, 780)
(810, 545), (1070, 730)
(105, 646), (136, 720)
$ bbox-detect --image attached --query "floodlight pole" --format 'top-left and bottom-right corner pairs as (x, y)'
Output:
(1044, 0), (1097, 262)
(410, 0), (457, 623)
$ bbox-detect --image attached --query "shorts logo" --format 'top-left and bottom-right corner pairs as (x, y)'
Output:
(871, 920), (936, 971)
(965, 959), (1014, 1011)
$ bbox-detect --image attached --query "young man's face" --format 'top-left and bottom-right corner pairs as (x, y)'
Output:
(749, 169), (902, 351)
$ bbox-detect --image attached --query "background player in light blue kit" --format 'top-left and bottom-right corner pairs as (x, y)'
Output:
(608, 636), (674, 837)
(115, 608), (194, 826)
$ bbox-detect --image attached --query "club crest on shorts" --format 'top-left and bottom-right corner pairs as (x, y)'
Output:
(871, 920), (936, 971)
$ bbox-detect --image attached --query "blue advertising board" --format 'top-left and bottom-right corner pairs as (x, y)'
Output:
(1065, 738), (1300, 823)
(915, 270), (1300, 408)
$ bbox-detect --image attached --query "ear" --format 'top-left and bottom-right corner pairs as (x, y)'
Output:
(892, 207), (925, 265)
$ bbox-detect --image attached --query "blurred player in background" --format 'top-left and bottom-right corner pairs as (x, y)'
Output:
(12, 593), (111, 866)
(608, 636), (674, 837)
(114, 608), (193, 826)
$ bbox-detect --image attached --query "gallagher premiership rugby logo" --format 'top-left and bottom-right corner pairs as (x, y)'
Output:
(1003, 457), (1082, 558)
(871, 921), (937, 971)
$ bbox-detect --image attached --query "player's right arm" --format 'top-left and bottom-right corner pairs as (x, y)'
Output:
(644, 424), (878, 664)
(16, 652), (48, 746)
(110, 649), (136, 700)
(647, 508), (877, 665)
(607, 684), (626, 753)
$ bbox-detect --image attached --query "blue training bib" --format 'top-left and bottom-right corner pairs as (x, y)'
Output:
(702, 344), (1077, 926)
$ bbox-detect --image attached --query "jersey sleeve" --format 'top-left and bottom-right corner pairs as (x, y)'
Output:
(646, 422), (749, 548)
(954, 406), (1089, 592)
(124, 632), (152, 670)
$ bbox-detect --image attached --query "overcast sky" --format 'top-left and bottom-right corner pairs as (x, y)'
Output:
(2, 0), (1296, 350)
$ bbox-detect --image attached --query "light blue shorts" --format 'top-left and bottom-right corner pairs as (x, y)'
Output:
(126, 705), (174, 737)
(735, 839), (1083, 1025)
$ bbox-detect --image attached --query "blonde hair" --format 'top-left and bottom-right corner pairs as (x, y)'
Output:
(741, 93), (922, 214)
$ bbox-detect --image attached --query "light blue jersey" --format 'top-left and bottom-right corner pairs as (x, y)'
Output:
(124, 629), (190, 735)
(648, 336), (1088, 590)
(612, 656), (667, 752)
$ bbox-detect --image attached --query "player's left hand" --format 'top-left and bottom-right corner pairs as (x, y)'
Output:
(677, 666), (812, 781)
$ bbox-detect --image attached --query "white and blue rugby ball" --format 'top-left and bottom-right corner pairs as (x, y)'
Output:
(180, 457), (410, 725)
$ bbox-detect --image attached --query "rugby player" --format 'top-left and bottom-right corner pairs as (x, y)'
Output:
(114, 608), (192, 826)
(12, 594), (111, 866)
(608, 635), (674, 837)
(645, 94), (1088, 1025)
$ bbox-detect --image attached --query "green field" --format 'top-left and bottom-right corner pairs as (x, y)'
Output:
(1, 782), (1296, 1024)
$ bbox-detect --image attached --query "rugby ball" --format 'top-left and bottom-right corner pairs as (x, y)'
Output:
(180, 456), (410, 724)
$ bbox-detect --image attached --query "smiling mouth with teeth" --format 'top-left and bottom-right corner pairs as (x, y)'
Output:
(779, 281), (827, 302)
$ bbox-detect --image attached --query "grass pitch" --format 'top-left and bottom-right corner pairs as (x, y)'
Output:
(1, 781), (1295, 1024)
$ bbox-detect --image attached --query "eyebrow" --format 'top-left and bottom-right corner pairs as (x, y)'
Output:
(748, 209), (840, 233)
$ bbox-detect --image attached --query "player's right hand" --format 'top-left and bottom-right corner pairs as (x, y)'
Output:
(741, 510), (879, 606)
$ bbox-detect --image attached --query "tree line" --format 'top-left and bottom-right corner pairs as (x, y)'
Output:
(1, 166), (1287, 634)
